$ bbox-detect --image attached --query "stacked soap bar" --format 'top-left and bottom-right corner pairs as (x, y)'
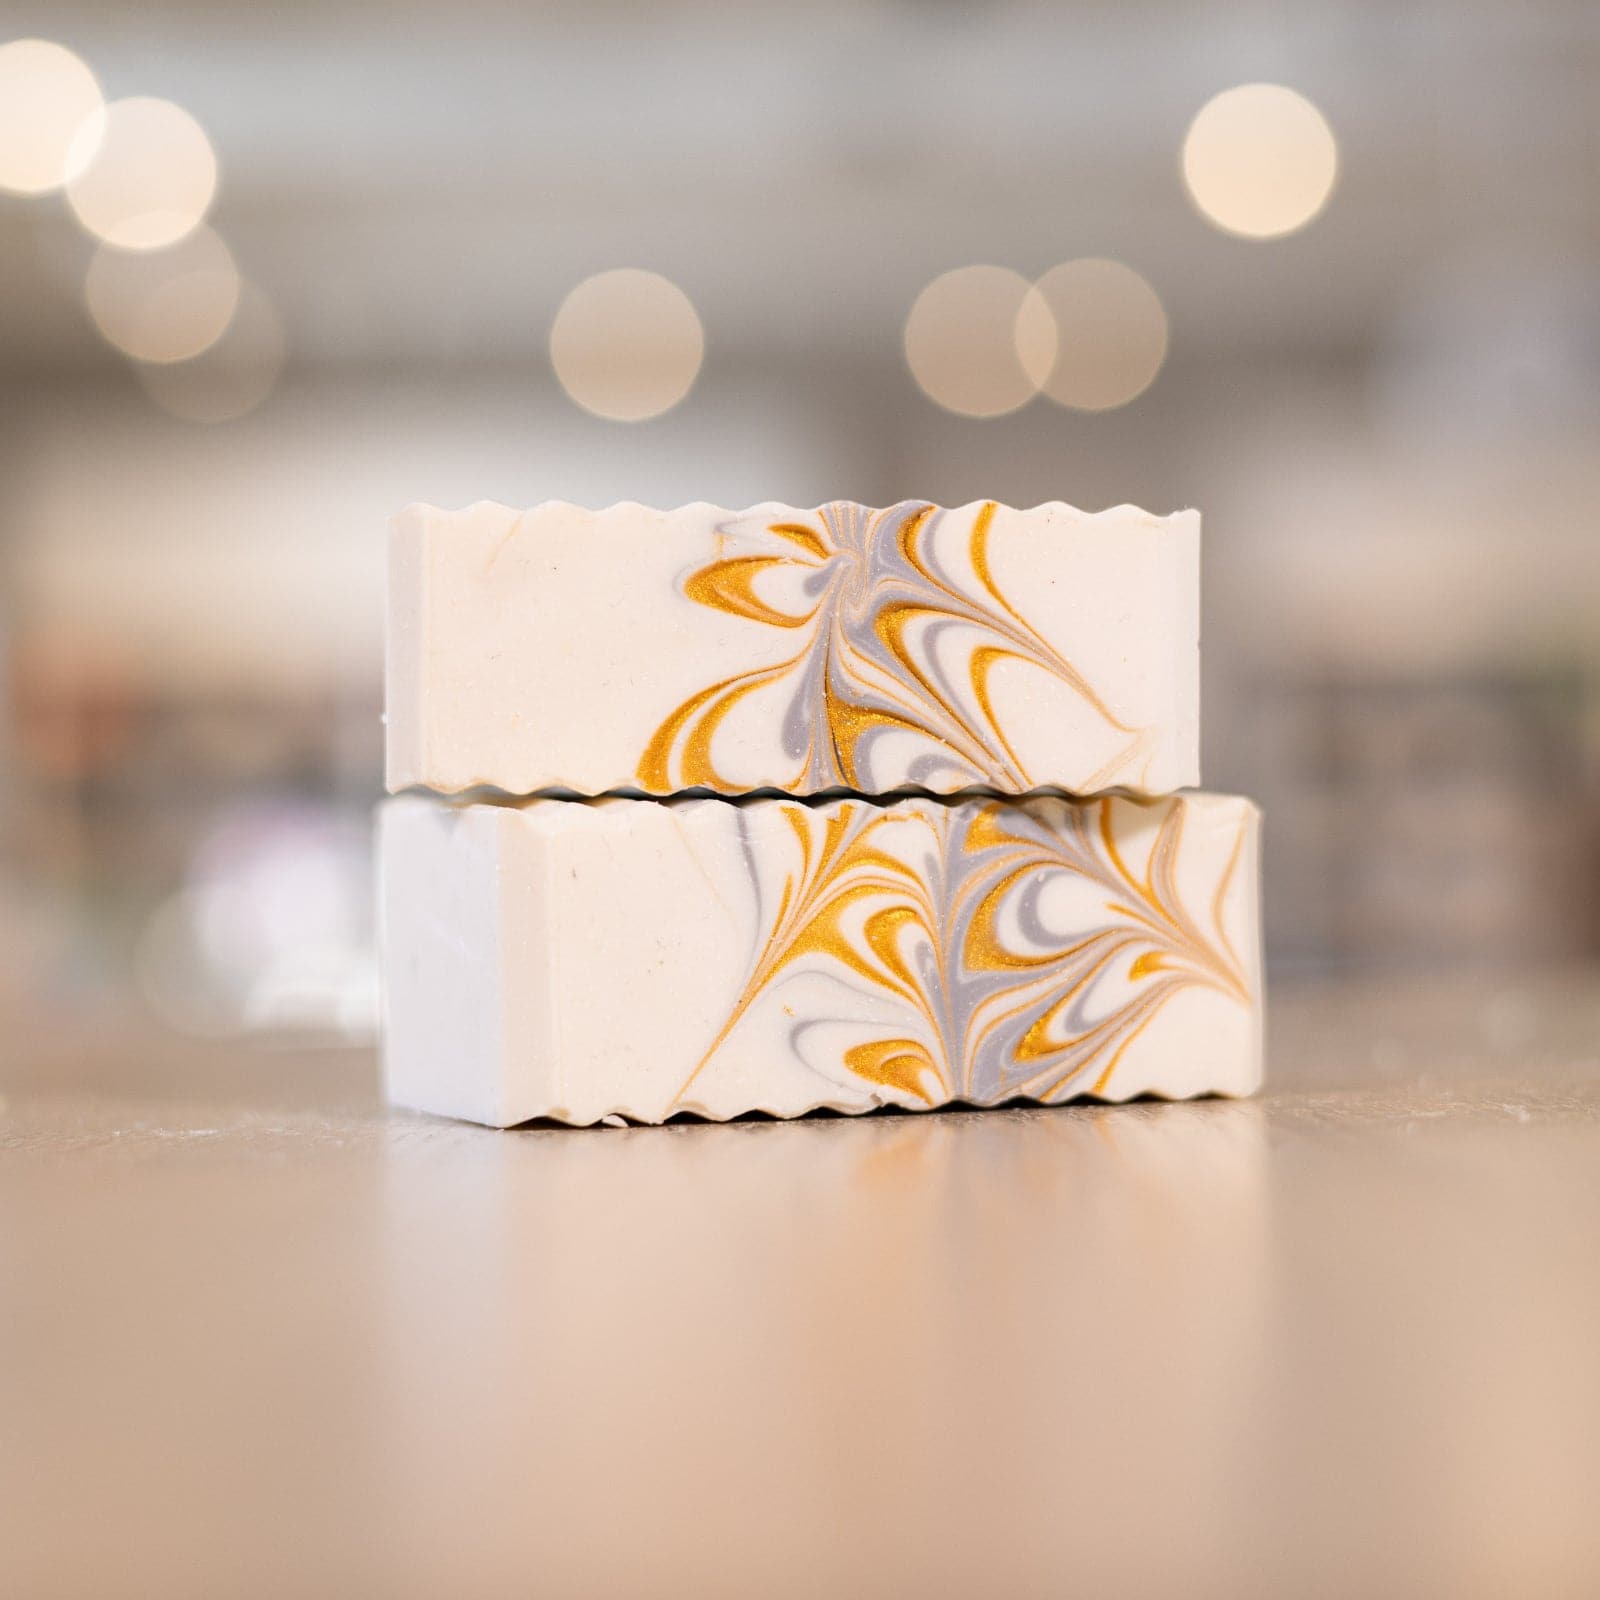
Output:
(386, 499), (1199, 797)
(382, 791), (1261, 1126)
(380, 499), (1263, 1126)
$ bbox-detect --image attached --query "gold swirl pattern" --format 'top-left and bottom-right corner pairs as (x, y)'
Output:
(638, 501), (1151, 793)
(675, 796), (1252, 1111)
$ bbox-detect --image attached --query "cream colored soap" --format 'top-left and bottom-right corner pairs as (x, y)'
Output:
(380, 790), (1261, 1127)
(386, 499), (1199, 797)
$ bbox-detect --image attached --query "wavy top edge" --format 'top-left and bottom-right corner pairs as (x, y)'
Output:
(388, 785), (1257, 821)
(398, 498), (1198, 526)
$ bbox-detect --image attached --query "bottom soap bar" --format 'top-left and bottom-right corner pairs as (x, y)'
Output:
(380, 790), (1263, 1127)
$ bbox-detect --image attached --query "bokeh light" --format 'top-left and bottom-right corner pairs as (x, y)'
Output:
(66, 96), (218, 251)
(1182, 83), (1338, 240)
(0, 39), (103, 195)
(904, 265), (1055, 417)
(136, 280), (285, 422)
(549, 268), (704, 421)
(1027, 258), (1169, 411)
(85, 226), (240, 363)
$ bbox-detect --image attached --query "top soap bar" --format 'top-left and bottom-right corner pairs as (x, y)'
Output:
(386, 499), (1199, 798)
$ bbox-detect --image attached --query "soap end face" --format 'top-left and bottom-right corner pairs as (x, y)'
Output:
(380, 798), (524, 1127)
(1176, 511), (1203, 792)
(385, 501), (534, 796)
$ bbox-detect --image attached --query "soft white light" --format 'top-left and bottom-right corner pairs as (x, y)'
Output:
(85, 226), (240, 363)
(1182, 83), (1338, 240)
(0, 39), (103, 195)
(550, 269), (704, 421)
(904, 265), (1055, 418)
(66, 96), (217, 251)
(1027, 259), (1169, 412)
(137, 281), (284, 423)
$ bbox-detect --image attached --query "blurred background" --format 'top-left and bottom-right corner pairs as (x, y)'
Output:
(2, 0), (1598, 1059)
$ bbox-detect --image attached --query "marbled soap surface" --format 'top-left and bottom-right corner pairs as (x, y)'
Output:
(386, 499), (1199, 797)
(381, 790), (1260, 1125)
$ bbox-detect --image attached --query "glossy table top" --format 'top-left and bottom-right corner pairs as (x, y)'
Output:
(5, 970), (1600, 1598)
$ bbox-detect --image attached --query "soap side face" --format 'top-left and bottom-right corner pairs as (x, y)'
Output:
(380, 791), (1261, 1126)
(385, 500), (1201, 797)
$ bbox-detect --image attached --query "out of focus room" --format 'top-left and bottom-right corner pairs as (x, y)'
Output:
(3, 4), (1599, 1057)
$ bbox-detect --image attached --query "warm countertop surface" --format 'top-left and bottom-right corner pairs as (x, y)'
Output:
(5, 971), (1600, 1599)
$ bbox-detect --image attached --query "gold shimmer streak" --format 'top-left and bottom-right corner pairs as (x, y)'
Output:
(968, 505), (1135, 743)
(842, 1038), (938, 1104)
(637, 501), (1151, 792)
(767, 521), (832, 561)
(683, 558), (813, 629)
(636, 652), (807, 793)
(672, 804), (949, 1106)
(827, 700), (933, 791)
(675, 797), (1253, 1112)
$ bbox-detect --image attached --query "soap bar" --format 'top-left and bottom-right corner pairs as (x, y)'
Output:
(386, 500), (1199, 797)
(380, 790), (1260, 1126)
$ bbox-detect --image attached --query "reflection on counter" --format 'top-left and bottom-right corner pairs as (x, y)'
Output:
(378, 1101), (1270, 1593)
